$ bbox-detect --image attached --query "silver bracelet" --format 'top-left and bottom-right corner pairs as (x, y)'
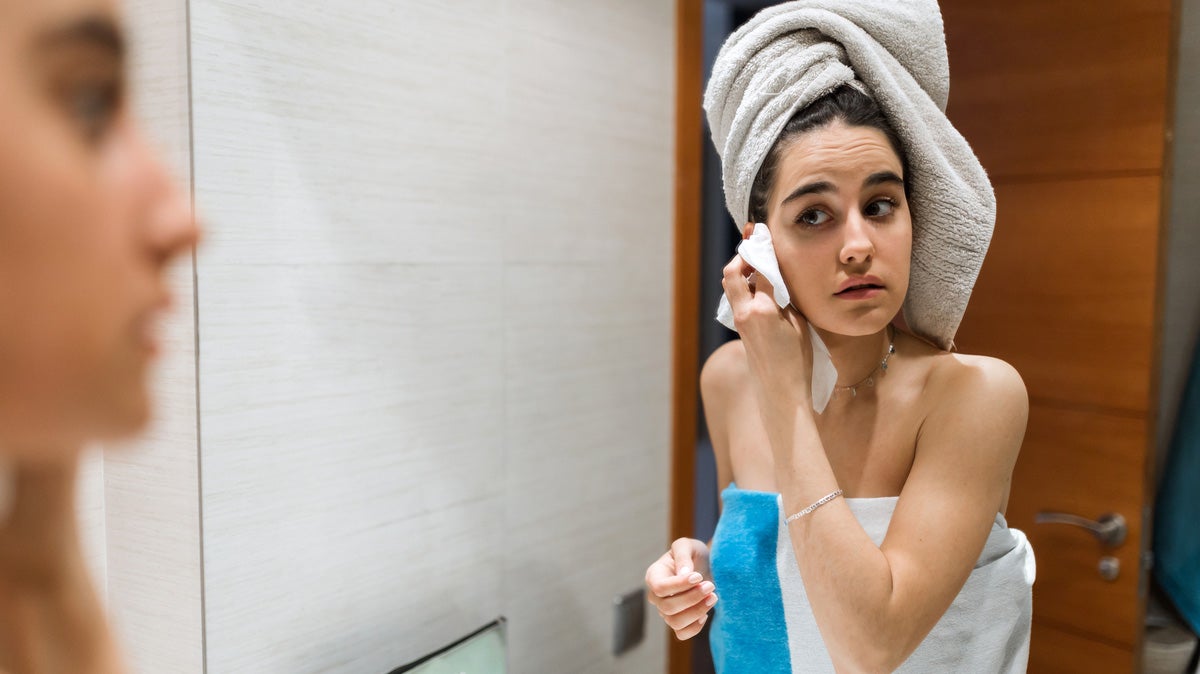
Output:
(785, 489), (844, 523)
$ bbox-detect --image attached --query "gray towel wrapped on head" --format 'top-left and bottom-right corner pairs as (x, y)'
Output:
(704, 0), (994, 351)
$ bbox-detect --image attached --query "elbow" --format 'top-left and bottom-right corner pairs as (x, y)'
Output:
(832, 650), (906, 674)
(831, 630), (919, 674)
(863, 649), (911, 674)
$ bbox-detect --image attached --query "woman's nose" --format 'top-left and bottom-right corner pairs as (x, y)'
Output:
(149, 176), (201, 262)
(839, 211), (875, 265)
(135, 134), (202, 263)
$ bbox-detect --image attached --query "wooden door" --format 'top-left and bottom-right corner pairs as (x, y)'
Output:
(942, 1), (1176, 671)
(670, 0), (705, 671)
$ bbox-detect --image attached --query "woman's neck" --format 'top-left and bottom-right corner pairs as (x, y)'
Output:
(812, 324), (893, 388)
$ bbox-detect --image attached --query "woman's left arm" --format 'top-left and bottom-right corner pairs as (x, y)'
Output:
(778, 360), (1027, 674)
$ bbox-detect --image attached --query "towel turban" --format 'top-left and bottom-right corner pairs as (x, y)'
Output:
(703, 0), (995, 350)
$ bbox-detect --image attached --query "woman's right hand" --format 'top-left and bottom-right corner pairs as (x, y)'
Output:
(644, 537), (719, 641)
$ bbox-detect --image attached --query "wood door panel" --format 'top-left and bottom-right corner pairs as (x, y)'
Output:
(942, 0), (1172, 179)
(1006, 405), (1148, 647)
(954, 176), (1162, 413)
(1030, 621), (1135, 674)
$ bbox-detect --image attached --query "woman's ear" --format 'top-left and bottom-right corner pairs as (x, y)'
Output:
(742, 222), (754, 240)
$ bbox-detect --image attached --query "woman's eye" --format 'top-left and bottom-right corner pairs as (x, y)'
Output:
(66, 79), (122, 142)
(797, 209), (831, 227)
(864, 198), (896, 218)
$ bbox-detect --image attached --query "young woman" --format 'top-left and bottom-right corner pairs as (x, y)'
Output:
(645, 4), (1035, 672)
(0, 0), (200, 671)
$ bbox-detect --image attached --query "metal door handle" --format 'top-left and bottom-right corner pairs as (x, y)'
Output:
(1034, 511), (1127, 548)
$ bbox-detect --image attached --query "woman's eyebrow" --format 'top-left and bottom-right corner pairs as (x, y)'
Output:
(33, 15), (125, 60)
(864, 171), (904, 188)
(780, 180), (836, 207)
(779, 170), (904, 208)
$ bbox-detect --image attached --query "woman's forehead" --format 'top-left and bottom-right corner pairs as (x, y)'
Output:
(777, 123), (903, 184)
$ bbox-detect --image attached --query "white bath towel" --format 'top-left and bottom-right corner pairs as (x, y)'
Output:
(704, 0), (995, 351)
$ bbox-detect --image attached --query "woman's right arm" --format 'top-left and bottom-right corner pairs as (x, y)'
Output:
(701, 340), (744, 500)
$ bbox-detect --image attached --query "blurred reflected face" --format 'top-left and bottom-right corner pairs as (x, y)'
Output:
(763, 121), (911, 337)
(0, 0), (199, 456)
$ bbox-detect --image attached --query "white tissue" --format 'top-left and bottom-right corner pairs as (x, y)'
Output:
(716, 223), (838, 413)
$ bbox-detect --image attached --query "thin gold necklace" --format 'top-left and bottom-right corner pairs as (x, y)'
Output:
(833, 325), (896, 398)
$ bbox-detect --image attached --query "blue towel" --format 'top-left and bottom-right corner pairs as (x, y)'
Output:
(1155, 339), (1200, 634)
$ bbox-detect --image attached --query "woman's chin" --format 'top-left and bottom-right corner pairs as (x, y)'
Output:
(806, 306), (900, 338)
(0, 396), (161, 462)
(0, 423), (97, 463)
(64, 388), (155, 448)
(98, 396), (154, 440)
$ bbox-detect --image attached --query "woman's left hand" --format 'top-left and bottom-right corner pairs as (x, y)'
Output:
(720, 252), (814, 416)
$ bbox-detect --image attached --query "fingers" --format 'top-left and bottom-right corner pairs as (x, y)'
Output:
(753, 269), (776, 300)
(658, 580), (717, 618)
(659, 584), (718, 633)
(645, 539), (719, 642)
(723, 254), (788, 333)
(645, 553), (701, 599)
(670, 538), (698, 576)
(673, 613), (710, 641)
(783, 303), (809, 332)
(721, 255), (753, 307)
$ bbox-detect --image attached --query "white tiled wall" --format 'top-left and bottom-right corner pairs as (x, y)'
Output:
(101, 1), (206, 673)
(78, 1), (675, 672)
(190, 0), (675, 664)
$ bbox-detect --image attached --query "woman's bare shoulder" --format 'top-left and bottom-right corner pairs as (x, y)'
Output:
(893, 331), (1028, 450)
(895, 331), (1026, 406)
(900, 344), (1029, 516)
(917, 346), (1029, 466)
(933, 351), (1027, 405)
(700, 339), (751, 403)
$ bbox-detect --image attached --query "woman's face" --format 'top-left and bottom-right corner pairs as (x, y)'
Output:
(0, 0), (199, 457)
(761, 121), (911, 337)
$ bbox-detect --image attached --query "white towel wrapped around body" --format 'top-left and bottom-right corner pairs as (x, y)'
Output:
(710, 484), (1036, 673)
(705, 0), (995, 351)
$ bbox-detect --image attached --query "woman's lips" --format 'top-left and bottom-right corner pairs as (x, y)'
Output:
(135, 314), (161, 357)
(134, 296), (172, 357)
(835, 286), (884, 300)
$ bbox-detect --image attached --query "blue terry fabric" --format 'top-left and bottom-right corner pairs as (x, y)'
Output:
(708, 484), (791, 673)
(1156, 340), (1200, 634)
